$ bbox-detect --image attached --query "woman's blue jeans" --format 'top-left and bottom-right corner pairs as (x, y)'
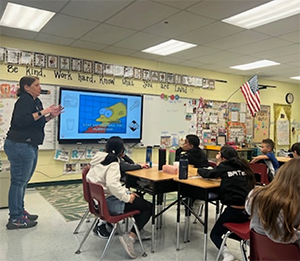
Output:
(4, 139), (38, 221)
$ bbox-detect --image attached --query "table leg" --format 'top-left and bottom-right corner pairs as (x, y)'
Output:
(151, 193), (156, 253)
(203, 191), (208, 261)
(176, 183), (181, 251)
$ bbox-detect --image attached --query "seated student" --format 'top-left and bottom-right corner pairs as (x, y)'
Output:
(94, 150), (149, 238)
(198, 145), (255, 261)
(119, 150), (149, 181)
(86, 136), (152, 259)
(250, 138), (279, 181)
(246, 158), (300, 249)
(175, 134), (209, 168)
(291, 142), (300, 158)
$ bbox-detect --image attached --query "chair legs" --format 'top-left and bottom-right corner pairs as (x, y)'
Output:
(216, 231), (232, 261)
(215, 230), (248, 261)
(75, 218), (98, 254)
(73, 207), (90, 234)
(131, 217), (147, 257)
(100, 223), (119, 261)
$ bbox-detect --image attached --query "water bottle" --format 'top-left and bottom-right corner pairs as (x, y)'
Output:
(179, 152), (188, 179)
(168, 149), (176, 165)
(145, 146), (153, 168)
(158, 148), (166, 171)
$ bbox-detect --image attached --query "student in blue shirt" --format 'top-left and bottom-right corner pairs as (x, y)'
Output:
(251, 138), (279, 181)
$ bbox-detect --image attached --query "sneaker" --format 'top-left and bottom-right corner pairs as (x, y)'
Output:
(6, 216), (38, 230)
(139, 229), (151, 240)
(23, 210), (38, 221)
(93, 223), (111, 239)
(119, 233), (137, 259)
(222, 246), (236, 261)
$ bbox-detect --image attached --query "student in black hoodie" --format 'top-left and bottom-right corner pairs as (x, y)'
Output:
(175, 134), (209, 168)
(198, 145), (255, 261)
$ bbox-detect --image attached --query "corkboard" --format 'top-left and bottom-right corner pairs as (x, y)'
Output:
(252, 105), (270, 143)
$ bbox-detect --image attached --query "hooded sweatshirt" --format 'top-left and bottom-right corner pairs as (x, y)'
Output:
(176, 147), (209, 168)
(86, 151), (130, 203)
(198, 158), (253, 206)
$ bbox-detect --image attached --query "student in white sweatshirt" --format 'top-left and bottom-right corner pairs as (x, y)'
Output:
(86, 136), (152, 259)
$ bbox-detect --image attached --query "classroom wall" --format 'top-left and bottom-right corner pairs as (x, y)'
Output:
(0, 36), (299, 184)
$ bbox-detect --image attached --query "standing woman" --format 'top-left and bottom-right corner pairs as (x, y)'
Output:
(4, 76), (63, 229)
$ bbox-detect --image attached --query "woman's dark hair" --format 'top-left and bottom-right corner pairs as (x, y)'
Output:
(220, 145), (256, 189)
(101, 136), (125, 166)
(17, 76), (39, 97)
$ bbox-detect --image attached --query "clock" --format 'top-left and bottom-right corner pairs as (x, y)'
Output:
(285, 93), (294, 104)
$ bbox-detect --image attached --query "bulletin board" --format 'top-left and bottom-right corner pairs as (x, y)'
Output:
(273, 103), (291, 146)
(227, 102), (252, 143)
(252, 105), (270, 143)
(0, 80), (57, 150)
(142, 95), (195, 146)
(201, 100), (228, 144)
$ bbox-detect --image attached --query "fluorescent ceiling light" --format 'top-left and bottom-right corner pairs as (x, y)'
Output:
(222, 0), (300, 29)
(0, 2), (55, 32)
(142, 39), (197, 56)
(230, 60), (280, 70)
(290, 76), (300, 80)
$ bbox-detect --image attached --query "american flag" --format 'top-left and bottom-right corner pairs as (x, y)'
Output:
(240, 75), (260, 117)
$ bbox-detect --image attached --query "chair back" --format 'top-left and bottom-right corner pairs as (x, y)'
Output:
(249, 163), (269, 185)
(250, 230), (300, 261)
(208, 160), (217, 168)
(87, 181), (113, 221)
(82, 165), (91, 202)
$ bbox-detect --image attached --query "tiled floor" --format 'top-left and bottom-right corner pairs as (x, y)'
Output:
(0, 189), (244, 261)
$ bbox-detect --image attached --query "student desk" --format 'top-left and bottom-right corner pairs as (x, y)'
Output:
(276, 156), (292, 164)
(174, 176), (221, 261)
(125, 168), (178, 252)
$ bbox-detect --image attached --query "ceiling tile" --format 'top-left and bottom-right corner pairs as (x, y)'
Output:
(60, 0), (135, 22)
(105, 1), (179, 30)
(228, 38), (292, 55)
(101, 46), (136, 56)
(253, 44), (300, 59)
(0, 26), (37, 40)
(143, 10), (214, 38)
(40, 14), (99, 39)
(156, 56), (185, 65)
(177, 21), (244, 46)
(278, 31), (300, 44)
(152, 0), (200, 10)
(170, 45), (219, 59)
(80, 24), (137, 45)
(113, 32), (167, 50)
(203, 30), (271, 50)
(192, 51), (242, 64)
(187, 0), (271, 20)
(2, 0), (69, 12)
(35, 33), (75, 46)
(253, 14), (300, 37)
(70, 40), (107, 51)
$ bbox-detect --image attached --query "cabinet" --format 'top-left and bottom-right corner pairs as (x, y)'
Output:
(0, 171), (10, 208)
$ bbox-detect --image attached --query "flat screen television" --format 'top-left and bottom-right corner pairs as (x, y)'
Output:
(58, 87), (143, 144)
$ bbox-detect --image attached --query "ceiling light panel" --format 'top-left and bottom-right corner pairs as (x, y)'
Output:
(230, 60), (280, 70)
(0, 2), (55, 32)
(142, 39), (197, 56)
(222, 0), (300, 29)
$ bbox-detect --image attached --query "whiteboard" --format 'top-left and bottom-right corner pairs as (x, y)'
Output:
(142, 95), (195, 146)
(0, 80), (57, 150)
